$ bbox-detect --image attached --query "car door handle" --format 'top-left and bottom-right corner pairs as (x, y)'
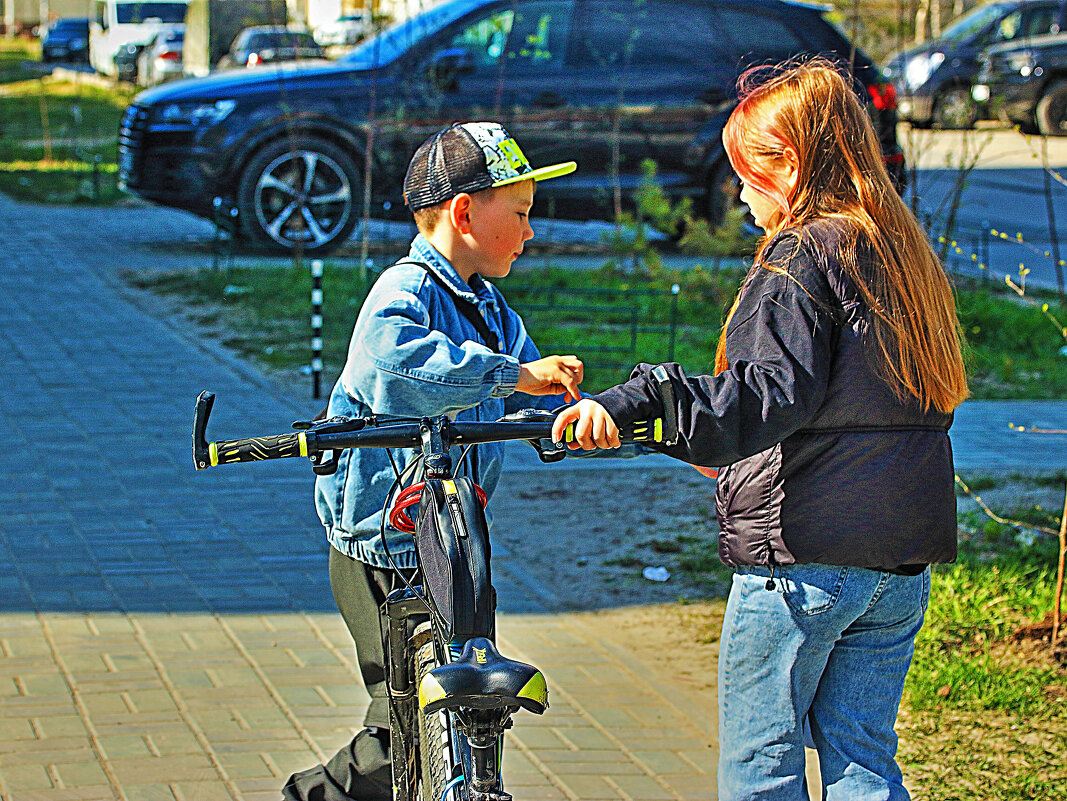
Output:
(534, 91), (565, 108)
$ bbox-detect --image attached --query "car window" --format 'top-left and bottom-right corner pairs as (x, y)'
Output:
(942, 2), (1011, 44)
(715, 6), (808, 64)
(439, 0), (571, 74)
(994, 9), (1023, 41)
(114, 2), (188, 25)
(1020, 5), (1060, 36)
(568, 0), (726, 70)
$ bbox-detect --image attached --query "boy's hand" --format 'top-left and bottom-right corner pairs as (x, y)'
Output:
(517, 355), (584, 403)
(552, 399), (620, 450)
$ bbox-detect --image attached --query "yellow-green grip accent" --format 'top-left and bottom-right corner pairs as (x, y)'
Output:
(209, 432), (308, 465)
(561, 419), (665, 443)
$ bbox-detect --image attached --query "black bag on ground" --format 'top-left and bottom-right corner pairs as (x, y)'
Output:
(414, 477), (494, 642)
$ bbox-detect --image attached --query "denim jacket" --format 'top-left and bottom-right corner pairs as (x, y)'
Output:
(315, 235), (553, 567)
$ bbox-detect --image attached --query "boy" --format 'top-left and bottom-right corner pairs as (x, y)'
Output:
(282, 122), (582, 801)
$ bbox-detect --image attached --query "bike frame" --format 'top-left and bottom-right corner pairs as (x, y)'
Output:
(191, 389), (677, 801)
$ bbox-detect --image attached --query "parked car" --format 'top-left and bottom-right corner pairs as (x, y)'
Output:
(973, 29), (1067, 133)
(41, 17), (91, 63)
(314, 14), (368, 47)
(216, 26), (325, 69)
(137, 25), (184, 85)
(119, 0), (905, 254)
(885, 0), (1066, 129)
(90, 0), (190, 78)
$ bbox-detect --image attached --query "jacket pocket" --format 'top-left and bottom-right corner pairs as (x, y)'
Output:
(778, 563), (849, 617)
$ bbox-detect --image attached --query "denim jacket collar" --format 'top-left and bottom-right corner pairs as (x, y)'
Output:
(408, 234), (499, 313)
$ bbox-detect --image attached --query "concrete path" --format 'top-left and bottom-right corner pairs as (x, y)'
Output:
(0, 192), (1063, 801)
(0, 193), (721, 800)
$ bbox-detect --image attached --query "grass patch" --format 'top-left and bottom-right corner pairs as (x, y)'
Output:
(0, 67), (134, 204)
(123, 261), (1064, 399)
(0, 37), (42, 84)
(898, 499), (1067, 800)
(956, 282), (1067, 399)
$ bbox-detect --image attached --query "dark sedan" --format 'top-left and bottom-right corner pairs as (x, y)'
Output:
(119, 0), (905, 254)
(216, 27), (325, 70)
(41, 17), (90, 64)
(884, 0), (1066, 129)
(974, 30), (1067, 134)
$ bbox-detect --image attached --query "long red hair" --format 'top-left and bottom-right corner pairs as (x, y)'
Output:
(716, 58), (968, 414)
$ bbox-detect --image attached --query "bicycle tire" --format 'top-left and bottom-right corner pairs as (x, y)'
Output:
(416, 633), (450, 801)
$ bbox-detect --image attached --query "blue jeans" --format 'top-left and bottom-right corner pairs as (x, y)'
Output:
(718, 563), (930, 801)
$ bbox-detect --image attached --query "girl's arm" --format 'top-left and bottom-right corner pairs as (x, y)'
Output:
(556, 242), (838, 465)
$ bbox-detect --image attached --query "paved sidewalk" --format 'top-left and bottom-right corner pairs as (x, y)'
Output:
(0, 194), (722, 801)
(0, 193), (1064, 801)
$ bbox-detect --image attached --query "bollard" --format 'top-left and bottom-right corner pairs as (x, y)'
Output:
(311, 259), (324, 399)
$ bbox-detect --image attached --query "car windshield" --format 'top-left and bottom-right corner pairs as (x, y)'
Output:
(54, 19), (88, 30)
(115, 2), (188, 24)
(249, 31), (318, 49)
(341, 0), (483, 67)
(939, 2), (1008, 42)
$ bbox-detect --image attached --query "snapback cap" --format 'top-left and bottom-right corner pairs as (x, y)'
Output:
(404, 121), (577, 211)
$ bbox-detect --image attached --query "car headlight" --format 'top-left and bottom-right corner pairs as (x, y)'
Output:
(69, 38), (85, 49)
(904, 52), (945, 91)
(156, 99), (237, 127)
(1005, 50), (1036, 77)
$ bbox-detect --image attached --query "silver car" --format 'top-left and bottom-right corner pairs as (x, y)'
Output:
(137, 25), (185, 86)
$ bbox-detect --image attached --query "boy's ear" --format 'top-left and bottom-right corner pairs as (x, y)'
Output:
(448, 193), (474, 234)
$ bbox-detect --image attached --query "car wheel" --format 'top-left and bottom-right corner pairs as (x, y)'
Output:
(237, 135), (361, 254)
(1036, 80), (1067, 136)
(705, 158), (740, 227)
(932, 87), (978, 130)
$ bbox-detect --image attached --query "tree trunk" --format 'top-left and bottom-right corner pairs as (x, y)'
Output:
(915, 0), (930, 44)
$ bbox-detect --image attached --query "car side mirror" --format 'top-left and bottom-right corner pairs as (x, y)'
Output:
(429, 48), (475, 90)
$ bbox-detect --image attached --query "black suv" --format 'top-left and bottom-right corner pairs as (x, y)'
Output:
(885, 0), (1066, 129)
(974, 28), (1067, 134)
(119, 0), (904, 254)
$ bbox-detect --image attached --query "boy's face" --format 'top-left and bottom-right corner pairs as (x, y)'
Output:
(467, 179), (535, 279)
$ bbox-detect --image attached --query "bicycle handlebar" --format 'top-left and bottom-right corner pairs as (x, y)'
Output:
(192, 391), (675, 471)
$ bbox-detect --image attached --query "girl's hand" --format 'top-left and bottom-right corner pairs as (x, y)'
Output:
(552, 399), (620, 450)
(517, 355), (584, 403)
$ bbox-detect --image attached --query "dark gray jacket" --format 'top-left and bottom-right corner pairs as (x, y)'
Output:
(594, 219), (957, 573)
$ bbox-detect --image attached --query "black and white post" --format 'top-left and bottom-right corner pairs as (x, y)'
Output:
(311, 259), (323, 399)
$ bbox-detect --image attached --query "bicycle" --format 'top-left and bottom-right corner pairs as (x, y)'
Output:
(191, 387), (677, 801)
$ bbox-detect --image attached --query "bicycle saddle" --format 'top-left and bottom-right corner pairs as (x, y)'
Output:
(419, 637), (548, 716)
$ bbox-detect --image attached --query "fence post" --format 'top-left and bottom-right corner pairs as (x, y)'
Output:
(311, 259), (324, 399)
(669, 283), (680, 361)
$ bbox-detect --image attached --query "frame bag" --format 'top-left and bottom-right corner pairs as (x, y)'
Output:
(414, 477), (494, 642)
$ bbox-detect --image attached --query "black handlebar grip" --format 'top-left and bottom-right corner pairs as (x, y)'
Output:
(207, 432), (309, 467)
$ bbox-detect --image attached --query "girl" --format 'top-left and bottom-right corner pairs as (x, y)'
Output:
(553, 58), (968, 801)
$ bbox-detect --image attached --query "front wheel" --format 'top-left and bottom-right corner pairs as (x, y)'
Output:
(932, 87), (978, 130)
(1037, 80), (1067, 136)
(236, 135), (362, 254)
(416, 635), (450, 801)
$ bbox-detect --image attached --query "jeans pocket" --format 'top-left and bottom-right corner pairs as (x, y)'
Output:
(779, 564), (849, 617)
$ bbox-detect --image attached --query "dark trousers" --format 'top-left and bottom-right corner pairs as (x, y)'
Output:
(282, 549), (419, 801)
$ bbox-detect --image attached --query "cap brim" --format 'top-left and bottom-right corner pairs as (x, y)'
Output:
(492, 161), (577, 187)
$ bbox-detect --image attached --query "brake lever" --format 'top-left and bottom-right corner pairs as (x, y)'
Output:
(292, 415), (373, 434)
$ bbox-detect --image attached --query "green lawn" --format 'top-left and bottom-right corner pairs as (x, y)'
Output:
(0, 39), (133, 204)
(123, 262), (1066, 400)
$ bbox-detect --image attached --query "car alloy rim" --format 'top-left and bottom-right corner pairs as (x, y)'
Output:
(254, 150), (353, 248)
(938, 90), (972, 128)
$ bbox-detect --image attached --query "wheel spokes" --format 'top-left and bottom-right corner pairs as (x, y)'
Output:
(302, 152), (320, 195)
(266, 201), (300, 239)
(301, 206), (329, 245)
